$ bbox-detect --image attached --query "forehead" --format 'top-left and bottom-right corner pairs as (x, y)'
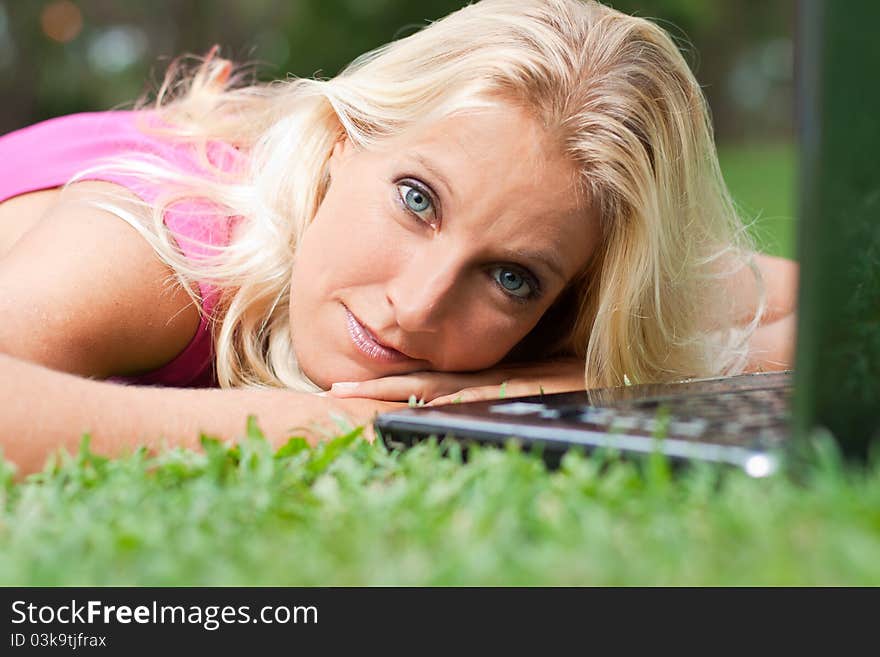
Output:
(374, 103), (594, 284)
(387, 103), (577, 199)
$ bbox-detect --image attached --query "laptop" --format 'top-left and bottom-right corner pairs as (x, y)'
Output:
(374, 0), (880, 476)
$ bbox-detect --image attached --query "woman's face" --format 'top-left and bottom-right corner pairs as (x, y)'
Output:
(289, 101), (598, 389)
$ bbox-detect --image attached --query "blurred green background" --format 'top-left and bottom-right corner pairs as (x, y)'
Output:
(0, 0), (796, 257)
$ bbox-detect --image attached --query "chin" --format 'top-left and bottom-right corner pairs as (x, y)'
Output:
(292, 347), (331, 391)
(294, 350), (368, 391)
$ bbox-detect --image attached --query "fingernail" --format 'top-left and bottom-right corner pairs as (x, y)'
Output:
(330, 382), (359, 392)
(315, 391), (329, 397)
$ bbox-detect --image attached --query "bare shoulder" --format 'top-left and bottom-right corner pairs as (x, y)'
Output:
(0, 188), (62, 257)
(0, 180), (201, 378)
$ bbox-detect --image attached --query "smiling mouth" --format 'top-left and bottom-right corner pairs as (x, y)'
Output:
(343, 305), (413, 364)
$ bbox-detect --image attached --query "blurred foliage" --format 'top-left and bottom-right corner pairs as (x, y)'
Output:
(1, 0), (793, 142)
(719, 142), (795, 257)
(2, 423), (879, 585)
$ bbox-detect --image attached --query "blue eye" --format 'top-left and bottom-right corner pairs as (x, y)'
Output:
(403, 185), (430, 212)
(492, 267), (534, 299)
(397, 181), (437, 225)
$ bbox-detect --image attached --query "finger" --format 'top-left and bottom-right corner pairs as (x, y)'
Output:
(327, 376), (436, 402)
(426, 379), (554, 406)
(426, 385), (507, 406)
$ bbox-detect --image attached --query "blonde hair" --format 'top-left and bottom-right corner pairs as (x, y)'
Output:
(76, 0), (764, 391)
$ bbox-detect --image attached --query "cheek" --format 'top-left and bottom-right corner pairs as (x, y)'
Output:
(288, 193), (396, 327)
(288, 219), (341, 344)
(438, 311), (535, 370)
(292, 209), (365, 289)
(309, 192), (400, 270)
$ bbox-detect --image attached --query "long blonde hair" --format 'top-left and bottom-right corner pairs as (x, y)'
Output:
(74, 0), (764, 391)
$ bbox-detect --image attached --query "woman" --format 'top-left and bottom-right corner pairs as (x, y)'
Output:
(0, 0), (797, 476)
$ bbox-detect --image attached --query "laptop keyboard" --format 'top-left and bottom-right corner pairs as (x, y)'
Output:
(488, 387), (791, 447)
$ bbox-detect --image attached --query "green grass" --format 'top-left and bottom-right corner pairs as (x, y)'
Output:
(719, 141), (797, 259)
(4, 143), (860, 587)
(1, 424), (879, 586)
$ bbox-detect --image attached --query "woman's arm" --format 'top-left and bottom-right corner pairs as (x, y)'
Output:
(750, 253), (799, 326)
(745, 312), (797, 372)
(0, 352), (400, 479)
(327, 357), (586, 404)
(699, 251), (799, 371)
(742, 253), (800, 371)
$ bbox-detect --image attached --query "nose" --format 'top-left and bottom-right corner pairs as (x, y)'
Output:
(385, 246), (464, 333)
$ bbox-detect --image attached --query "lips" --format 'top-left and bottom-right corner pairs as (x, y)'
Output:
(343, 305), (413, 364)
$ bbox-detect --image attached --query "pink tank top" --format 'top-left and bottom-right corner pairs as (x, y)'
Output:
(0, 111), (245, 387)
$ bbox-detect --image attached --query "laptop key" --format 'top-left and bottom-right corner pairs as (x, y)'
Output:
(667, 418), (709, 438)
(609, 415), (641, 431)
(488, 402), (548, 416)
(579, 407), (617, 426)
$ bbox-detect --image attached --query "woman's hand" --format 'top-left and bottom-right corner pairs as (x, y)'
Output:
(319, 396), (410, 442)
(325, 357), (586, 406)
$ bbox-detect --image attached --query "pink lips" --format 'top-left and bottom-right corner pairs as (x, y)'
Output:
(344, 306), (412, 364)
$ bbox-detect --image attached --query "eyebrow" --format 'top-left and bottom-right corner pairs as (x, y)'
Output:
(505, 247), (568, 283)
(408, 152), (455, 202)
